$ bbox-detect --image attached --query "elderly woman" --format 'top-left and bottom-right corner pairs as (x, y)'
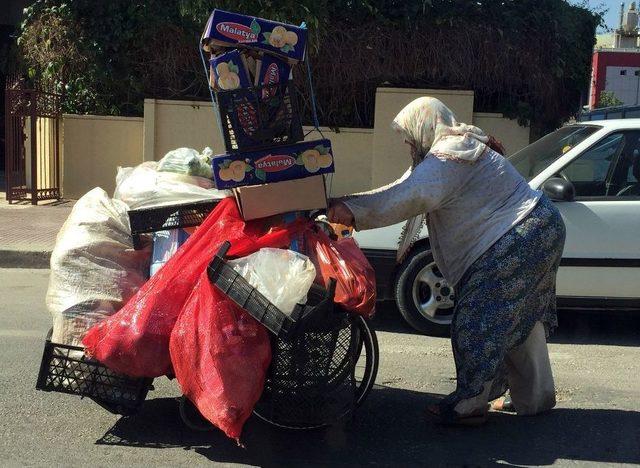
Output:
(328, 97), (566, 425)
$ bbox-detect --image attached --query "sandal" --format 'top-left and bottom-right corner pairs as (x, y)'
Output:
(491, 395), (516, 413)
(425, 404), (488, 427)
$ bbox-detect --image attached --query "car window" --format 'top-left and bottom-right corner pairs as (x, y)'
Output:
(509, 125), (601, 181)
(558, 130), (640, 198)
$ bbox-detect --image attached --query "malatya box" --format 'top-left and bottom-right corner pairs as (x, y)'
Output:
(201, 9), (307, 63)
(210, 49), (252, 90)
(212, 139), (334, 190)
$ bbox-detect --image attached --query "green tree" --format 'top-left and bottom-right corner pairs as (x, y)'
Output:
(596, 91), (624, 108)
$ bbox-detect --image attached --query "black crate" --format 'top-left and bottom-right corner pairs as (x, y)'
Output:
(128, 200), (220, 250)
(36, 331), (153, 415)
(215, 81), (304, 153)
(207, 241), (342, 337)
(254, 315), (360, 428)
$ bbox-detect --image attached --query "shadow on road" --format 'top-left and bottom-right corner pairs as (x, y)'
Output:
(97, 386), (640, 466)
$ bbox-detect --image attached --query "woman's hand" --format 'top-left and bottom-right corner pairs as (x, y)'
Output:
(327, 200), (355, 227)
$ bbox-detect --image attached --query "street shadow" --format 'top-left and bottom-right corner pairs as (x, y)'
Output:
(97, 386), (640, 466)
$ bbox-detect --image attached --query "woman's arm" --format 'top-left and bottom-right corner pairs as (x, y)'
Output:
(335, 158), (455, 231)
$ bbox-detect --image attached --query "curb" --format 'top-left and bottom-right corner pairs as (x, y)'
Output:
(0, 250), (51, 269)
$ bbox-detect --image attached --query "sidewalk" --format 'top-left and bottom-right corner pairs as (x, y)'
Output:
(0, 192), (74, 268)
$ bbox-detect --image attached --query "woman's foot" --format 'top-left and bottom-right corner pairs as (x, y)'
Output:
(425, 404), (488, 427)
(490, 395), (516, 413)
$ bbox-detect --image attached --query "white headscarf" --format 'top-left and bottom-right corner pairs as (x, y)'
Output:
(392, 97), (490, 261)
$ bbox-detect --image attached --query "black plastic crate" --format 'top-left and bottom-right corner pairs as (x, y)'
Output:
(207, 241), (341, 337)
(215, 81), (304, 153)
(254, 315), (360, 428)
(36, 331), (153, 416)
(128, 199), (220, 250)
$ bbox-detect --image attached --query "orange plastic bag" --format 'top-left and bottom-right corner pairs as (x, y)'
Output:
(169, 272), (271, 442)
(304, 229), (376, 318)
(83, 198), (306, 377)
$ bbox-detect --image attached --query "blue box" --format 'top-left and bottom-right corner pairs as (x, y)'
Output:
(212, 139), (334, 189)
(210, 49), (253, 90)
(202, 9), (307, 63)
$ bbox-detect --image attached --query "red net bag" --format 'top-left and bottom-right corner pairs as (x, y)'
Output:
(304, 229), (377, 318)
(83, 198), (305, 377)
(169, 272), (270, 442)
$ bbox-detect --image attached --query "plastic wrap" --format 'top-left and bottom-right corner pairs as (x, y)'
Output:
(82, 198), (310, 378)
(46, 188), (151, 346)
(157, 147), (214, 179)
(114, 161), (228, 210)
(150, 229), (190, 277)
(228, 248), (316, 315)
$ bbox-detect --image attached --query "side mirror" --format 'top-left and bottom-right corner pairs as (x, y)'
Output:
(541, 177), (576, 202)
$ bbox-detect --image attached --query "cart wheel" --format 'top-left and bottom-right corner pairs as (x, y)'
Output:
(253, 316), (379, 430)
(178, 396), (215, 432)
(354, 316), (379, 407)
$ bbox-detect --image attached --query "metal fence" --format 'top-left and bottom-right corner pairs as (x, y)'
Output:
(4, 76), (62, 204)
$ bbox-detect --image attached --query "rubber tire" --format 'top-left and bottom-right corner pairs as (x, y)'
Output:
(394, 246), (452, 337)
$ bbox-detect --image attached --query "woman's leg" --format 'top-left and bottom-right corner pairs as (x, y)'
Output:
(505, 321), (556, 415)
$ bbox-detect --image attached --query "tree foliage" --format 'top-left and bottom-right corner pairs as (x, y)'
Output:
(17, 0), (602, 130)
(596, 90), (624, 108)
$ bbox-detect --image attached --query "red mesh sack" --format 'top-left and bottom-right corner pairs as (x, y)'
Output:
(83, 198), (305, 377)
(169, 272), (270, 442)
(304, 229), (377, 318)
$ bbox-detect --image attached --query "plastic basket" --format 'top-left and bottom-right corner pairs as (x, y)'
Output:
(36, 330), (153, 415)
(215, 81), (304, 153)
(254, 315), (360, 428)
(207, 241), (342, 337)
(127, 199), (220, 250)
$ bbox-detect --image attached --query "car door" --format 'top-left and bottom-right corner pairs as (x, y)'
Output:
(550, 130), (640, 304)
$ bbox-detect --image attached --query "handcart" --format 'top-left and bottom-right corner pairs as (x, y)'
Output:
(36, 200), (379, 431)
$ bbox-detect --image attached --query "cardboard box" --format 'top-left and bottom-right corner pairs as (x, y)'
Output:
(201, 9), (307, 63)
(212, 139), (334, 190)
(210, 49), (253, 90)
(254, 54), (292, 98)
(234, 175), (327, 221)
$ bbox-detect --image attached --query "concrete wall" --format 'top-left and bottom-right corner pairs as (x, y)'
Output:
(370, 88), (475, 186)
(60, 89), (530, 199)
(472, 112), (530, 156)
(62, 114), (144, 198)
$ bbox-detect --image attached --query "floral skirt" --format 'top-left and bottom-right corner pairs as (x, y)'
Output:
(441, 195), (566, 410)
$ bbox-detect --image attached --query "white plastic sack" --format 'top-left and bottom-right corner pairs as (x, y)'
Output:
(228, 248), (316, 316)
(114, 161), (228, 210)
(157, 147), (214, 179)
(46, 188), (151, 346)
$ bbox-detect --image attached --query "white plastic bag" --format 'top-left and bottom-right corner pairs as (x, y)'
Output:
(157, 147), (214, 179)
(114, 161), (228, 210)
(228, 248), (316, 315)
(46, 188), (151, 346)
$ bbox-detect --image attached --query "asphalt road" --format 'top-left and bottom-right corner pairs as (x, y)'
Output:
(1, 268), (639, 467)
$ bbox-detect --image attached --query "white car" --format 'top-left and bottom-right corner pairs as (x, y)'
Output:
(354, 119), (640, 335)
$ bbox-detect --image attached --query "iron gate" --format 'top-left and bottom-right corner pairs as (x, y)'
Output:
(4, 76), (62, 204)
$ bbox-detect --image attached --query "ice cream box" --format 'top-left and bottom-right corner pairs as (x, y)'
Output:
(210, 49), (253, 91)
(211, 139), (334, 190)
(201, 9), (307, 63)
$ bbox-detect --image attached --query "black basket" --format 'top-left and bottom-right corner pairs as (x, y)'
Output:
(207, 241), (342, 337)
(215, 81), (304, 153)
(128, 199), (220, 250)
(36, 331), (152, 416)
(254, 315), (360, 428)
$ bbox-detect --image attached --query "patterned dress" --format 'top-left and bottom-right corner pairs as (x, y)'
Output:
(439, 195), (566, 414)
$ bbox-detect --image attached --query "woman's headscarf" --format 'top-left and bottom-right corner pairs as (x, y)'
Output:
(392, 97), (491, 262)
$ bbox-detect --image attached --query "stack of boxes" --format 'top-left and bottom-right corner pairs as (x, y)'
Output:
(201, 9), (334, 221)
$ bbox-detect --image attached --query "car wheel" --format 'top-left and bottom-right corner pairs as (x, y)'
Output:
(394, 246), (455, 336)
